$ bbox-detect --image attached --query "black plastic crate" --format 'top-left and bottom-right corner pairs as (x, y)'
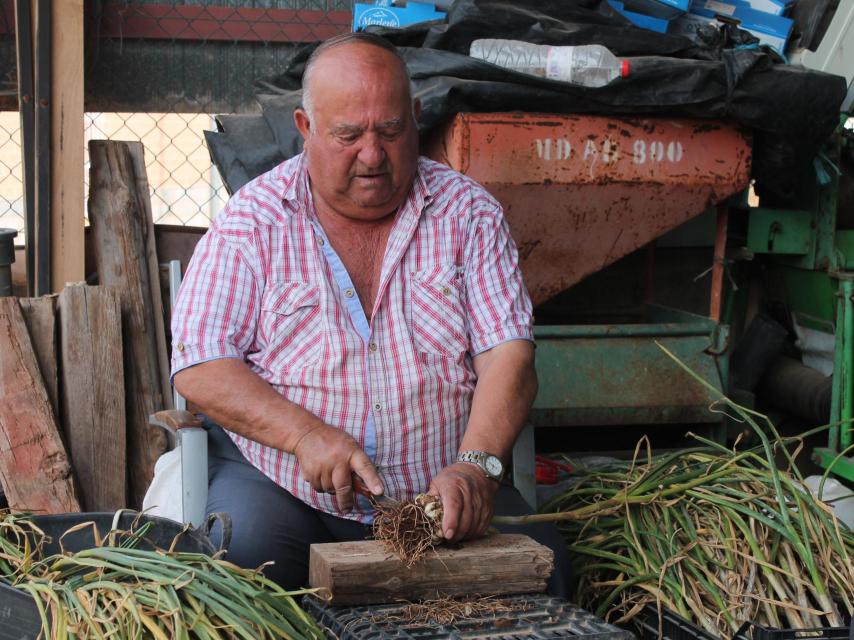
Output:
(29, 512), (217, 555)
(0, 586), (41, 640)
(732, 621), (853, 640)
(304, 594), (635, 640)
(631, 603), (853, 640)
(0, 512), (217, 640)
(630, 604), (716, 640)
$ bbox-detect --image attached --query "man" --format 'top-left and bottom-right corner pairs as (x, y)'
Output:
(171, 32), (569, 593)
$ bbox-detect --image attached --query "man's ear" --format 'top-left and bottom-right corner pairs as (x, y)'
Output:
(413, 98), (422, 122)
(294, 108), (311, 140)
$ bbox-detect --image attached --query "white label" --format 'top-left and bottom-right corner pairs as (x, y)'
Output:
(703, 0), (737, 15)
(545, 47), (575, 83)
(632, 140), (684, 165)
(582, 139), (598, 161)
(533, 137), (684, 166)
(358, 8), (401, 28)
(534, 138), (572, 161)
(744, 0), (785, 15)
(602, 139), (619, 164)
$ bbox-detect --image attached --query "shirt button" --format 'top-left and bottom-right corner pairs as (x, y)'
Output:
(317, 237), (325, 246)
(176, 342), (185, 352)
(368, 342), (378, 352)
(441, 286), (451, 295)
(373, 403), (382, 412)
(345, 289), (355, 298)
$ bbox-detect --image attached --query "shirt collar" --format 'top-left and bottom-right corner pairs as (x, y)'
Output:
(280, 152), (433, 220)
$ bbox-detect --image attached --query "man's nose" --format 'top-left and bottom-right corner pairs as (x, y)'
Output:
(357, 133), (385, 168)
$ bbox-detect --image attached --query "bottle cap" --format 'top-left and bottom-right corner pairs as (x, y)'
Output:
(621, 59), (631, 78)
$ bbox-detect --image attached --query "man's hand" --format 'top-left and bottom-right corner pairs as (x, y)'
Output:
(427, 462), (499, 543)
(293, 424), (383, 511)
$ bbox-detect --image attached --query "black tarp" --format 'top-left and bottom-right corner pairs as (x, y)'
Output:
(206, 0), (847, 201)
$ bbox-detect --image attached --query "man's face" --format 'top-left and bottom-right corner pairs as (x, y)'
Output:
(294, 44), (420, 222)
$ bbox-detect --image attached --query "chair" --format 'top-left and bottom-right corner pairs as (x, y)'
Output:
(145, 260), (208, 527)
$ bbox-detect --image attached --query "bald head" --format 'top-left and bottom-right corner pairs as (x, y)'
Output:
(292, 33), (421, 223)
(301, 33), (413, 121)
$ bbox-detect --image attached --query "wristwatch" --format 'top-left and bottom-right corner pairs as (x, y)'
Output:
(457, 450), (504, 482)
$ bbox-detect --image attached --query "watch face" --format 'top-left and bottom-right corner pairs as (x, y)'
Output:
(485, 456), (502, 476)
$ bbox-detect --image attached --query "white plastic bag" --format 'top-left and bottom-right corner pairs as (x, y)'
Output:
(142, 446), (184, 523)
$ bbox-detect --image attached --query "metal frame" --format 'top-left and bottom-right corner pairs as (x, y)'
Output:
(169, 260), (187, 413)
(813, 276), (854, 481)
(511, 424), (537, 509)
(710, 205), (729, 323)
(14, 0), (35, 296)
(33, 0), (50, 295)
(747, 132), (854, 481)
(148, 260), (207, 528)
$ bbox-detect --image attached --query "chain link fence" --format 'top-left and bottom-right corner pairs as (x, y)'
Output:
(1, 0), (355, 245)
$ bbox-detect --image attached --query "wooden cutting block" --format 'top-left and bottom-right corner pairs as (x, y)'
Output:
(309, 533), (553, 605)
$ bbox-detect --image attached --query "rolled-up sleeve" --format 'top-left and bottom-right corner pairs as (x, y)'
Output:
(170, 227), (262, 380)
(464, 202), (534, 355)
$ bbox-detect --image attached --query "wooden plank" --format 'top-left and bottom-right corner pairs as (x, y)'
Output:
(58, 284), (126, 511)
(0, 297), (80, 513)
(88, 140), (168, 507)
(49, 0), (85, 291)
(18, 295), (58, 420)
(126, 142), (173, 413)
(309, 534), (553, 605)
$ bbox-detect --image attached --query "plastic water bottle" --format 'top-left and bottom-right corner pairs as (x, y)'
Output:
(469, 39), (630, 87)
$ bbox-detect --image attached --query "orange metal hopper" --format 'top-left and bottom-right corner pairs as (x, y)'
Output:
(425, 113), (752, 305)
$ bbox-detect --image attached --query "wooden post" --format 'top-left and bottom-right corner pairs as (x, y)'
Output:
(127, 144), (173, 413)
(18, 295), (59, 419)
(88, 141), (168, 507)
(58, 284), (127, 511)
(49, 0), (85, 290)
(309, 534), (554, 605)
(0, 298), (80, 513)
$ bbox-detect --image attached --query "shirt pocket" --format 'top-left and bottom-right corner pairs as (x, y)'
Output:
(259, 281), (324, 369)
(410, 264), (468, 359)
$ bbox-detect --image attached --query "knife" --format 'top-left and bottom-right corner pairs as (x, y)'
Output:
(352, 474), (399, 507)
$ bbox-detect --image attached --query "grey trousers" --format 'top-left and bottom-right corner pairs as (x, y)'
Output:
(204, 420), (572, 597)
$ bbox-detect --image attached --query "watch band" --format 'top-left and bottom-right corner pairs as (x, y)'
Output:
(457, 450), (504, 481)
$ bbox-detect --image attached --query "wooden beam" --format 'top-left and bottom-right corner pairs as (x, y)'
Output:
(18, 295), (59, 419)
(88, 140), (168, 507)
(49, 0), (84, 291)
(98, 4), (350, 43)
(309, 534), (553, 605)
(127, 143), (173, 413)
(0, 297), (80, 513)
(58, 284), (127, 511)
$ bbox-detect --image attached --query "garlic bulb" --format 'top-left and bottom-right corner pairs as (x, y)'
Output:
(414, 494), (445, 543)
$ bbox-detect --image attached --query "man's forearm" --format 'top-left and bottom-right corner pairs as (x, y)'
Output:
(173, 358), (325, 453)
(461, 340), (538, 461)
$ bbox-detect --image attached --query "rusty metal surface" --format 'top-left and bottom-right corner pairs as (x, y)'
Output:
(710, 205), (729, 322)
(424, 113), (752, 305)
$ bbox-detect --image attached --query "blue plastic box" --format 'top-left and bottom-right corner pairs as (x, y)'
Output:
(670, 0), (793, 54)
(353, 2), (445, 31)
(608, 0), (685, 33)
(654, 0), (691, 10)
(741, 0), (792, 16)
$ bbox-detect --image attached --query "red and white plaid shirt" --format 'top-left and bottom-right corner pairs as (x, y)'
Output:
(171, 154), (533, 522)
